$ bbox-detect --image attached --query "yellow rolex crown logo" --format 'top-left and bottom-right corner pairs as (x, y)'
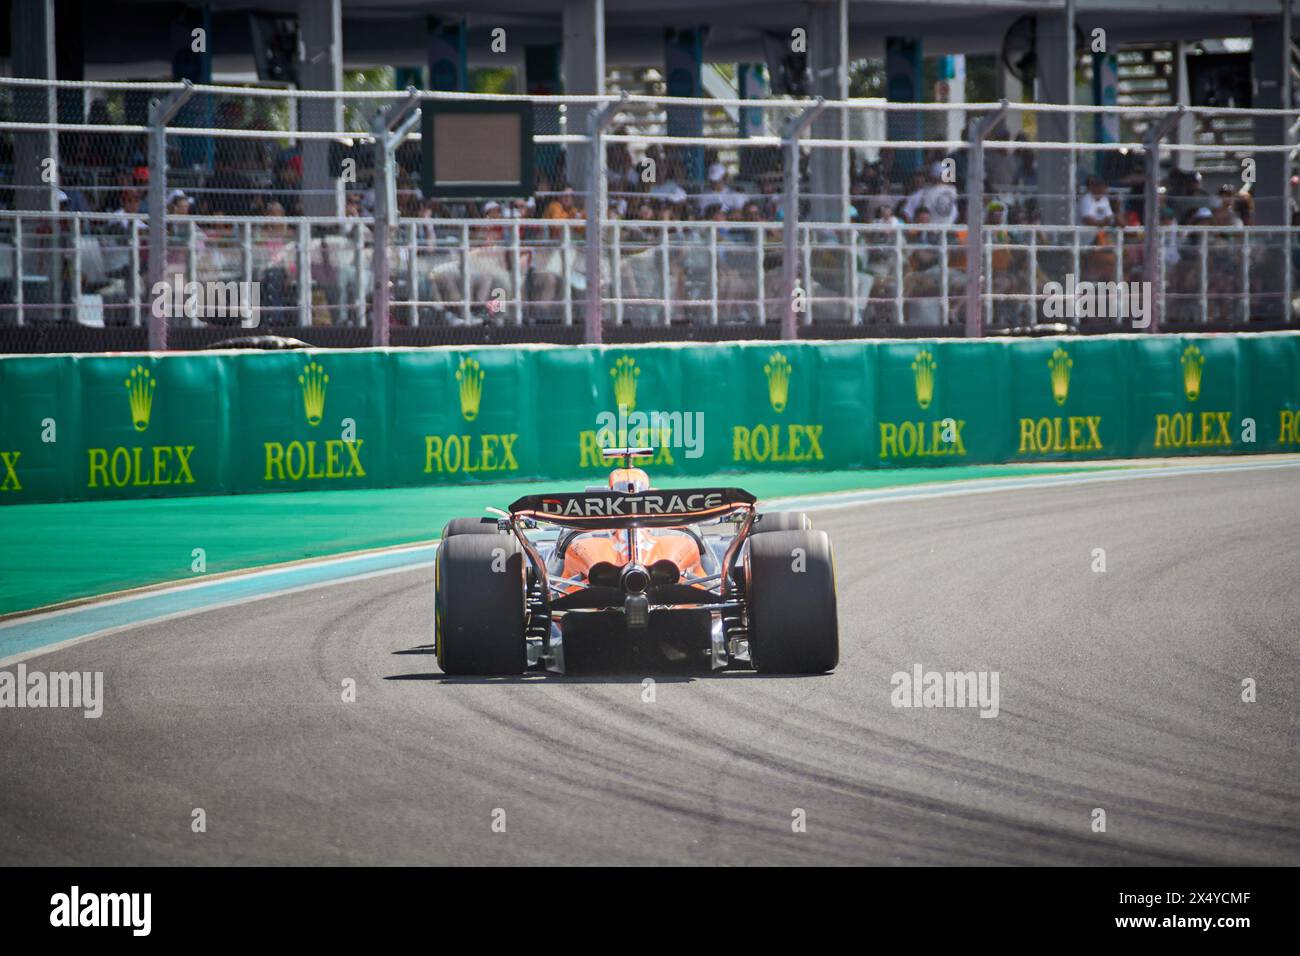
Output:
(912, 349), (936, 410)
(1048, 347), (1073, 406)
(456, 356), (485, 421)
(610, 355), (639, 413)
(1181, 343), (1205, 401)
(764, 352), (791, 413)
(124, 365), (156, 432)
(298, 361), (329, 426)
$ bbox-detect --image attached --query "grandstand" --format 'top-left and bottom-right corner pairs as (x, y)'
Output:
(1, 0), (1298, 349)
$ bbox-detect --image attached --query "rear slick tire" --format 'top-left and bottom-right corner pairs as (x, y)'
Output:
(750, 511), (812, 534)
(435, 534), (527, 676)
(745, 529), (839, 674)
(440, 516), (503, 539)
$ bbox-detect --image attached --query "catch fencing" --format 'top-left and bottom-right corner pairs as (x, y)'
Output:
(1, 77), (1299, 347)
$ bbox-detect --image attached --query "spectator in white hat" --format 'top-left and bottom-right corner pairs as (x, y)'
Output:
(698, 161), (746, 215)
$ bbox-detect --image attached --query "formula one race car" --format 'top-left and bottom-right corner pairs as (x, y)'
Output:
(434, 449), (839, 675)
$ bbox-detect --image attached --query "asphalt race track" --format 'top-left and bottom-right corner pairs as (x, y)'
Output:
(2, 466), (1298, 865)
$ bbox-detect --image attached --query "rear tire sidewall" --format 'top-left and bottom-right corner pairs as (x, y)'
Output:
(435, 534), (527, 675)
(745, 529), (839, 674)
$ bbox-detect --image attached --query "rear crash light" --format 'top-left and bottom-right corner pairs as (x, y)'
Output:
(624, 593), (649, 629)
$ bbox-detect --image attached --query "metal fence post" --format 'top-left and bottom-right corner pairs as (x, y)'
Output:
(510, 220), (523, 326)
(612, 222), (624, 326)
(186, 221), (198, 326)
(129, 219), (140, 327)
(964, 99), (1008, 338)
(371, 126), (390, 342)
(1286, 225), (1294, 324)
(146, 81), (194, 351)
(939, 228), (949, 325)
(1143, 106), (1184, 334)
(461, 222), (471, 324)
(14, 218), (24, 327)
(584, 92), (627, 345)
(782, 98), (826, 340)
(894, 227), (904, 325)
(1286, 0), (1295, 320)
(370, 89), (421, 347)
(659, 223), (670, 326)
(561, 222), (573, 325)
(802, 225), (814, 325)
(298, 221), (311, 326)
(71, 216), (82, 327)
(709, 224), (719, 325)
(850, 228), (861, 324)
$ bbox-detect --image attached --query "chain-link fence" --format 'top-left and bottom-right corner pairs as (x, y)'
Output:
(1, 78), (1297, 349)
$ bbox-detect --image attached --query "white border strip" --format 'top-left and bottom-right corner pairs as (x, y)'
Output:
(0, 560), (435, 669)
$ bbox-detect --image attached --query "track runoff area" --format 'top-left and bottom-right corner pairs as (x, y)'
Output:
(1, 455), (1297, 932)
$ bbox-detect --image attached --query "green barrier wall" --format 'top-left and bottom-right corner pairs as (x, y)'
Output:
(3, 334), (1299, 505)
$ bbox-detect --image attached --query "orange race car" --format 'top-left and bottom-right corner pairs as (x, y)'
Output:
(434, 449), (839, 675)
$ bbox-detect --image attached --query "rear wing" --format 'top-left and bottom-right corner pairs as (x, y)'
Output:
(509, 487), (756, 529)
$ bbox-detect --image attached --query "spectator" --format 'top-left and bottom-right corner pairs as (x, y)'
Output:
(1233, 191), (1255, 227)
(1078, 176), (1116, 227)
(984, 122), (1015, 198)
(874, 204), (901, 228)
(163, 190), (204, 279)
(469, 202), (513, 319)
(543, 187), (581, 221)
(166, 189), (192, 217)
(606, 129), (639, 201)
(906, 207), (943, 271)
(649, 156), (688, 205)
(1160, 206), (1180, 268)
(899, 169), (925, 222)
(945, 130), (969, 197)
(903, 163), (959, 225)
(529, 187), (582, 312)
(1014, 132), (1037, 189)
(108, 188), (142, 232)
(1211, 202), (1239, 230)
(269, 153), (303, 217)
(1216, 184), (1244, 227)
(985, 201), (1014, 271)
(1121, 210), (1145, 282)
(699, 163), (746, 216)
(256, 201), (297, 322)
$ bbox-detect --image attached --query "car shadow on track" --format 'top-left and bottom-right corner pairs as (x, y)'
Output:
(387, 673), (696, 684)
(386, 645), (829, 684)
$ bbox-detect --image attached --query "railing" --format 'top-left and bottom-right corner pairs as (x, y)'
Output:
(3, 211), (1294, 332)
